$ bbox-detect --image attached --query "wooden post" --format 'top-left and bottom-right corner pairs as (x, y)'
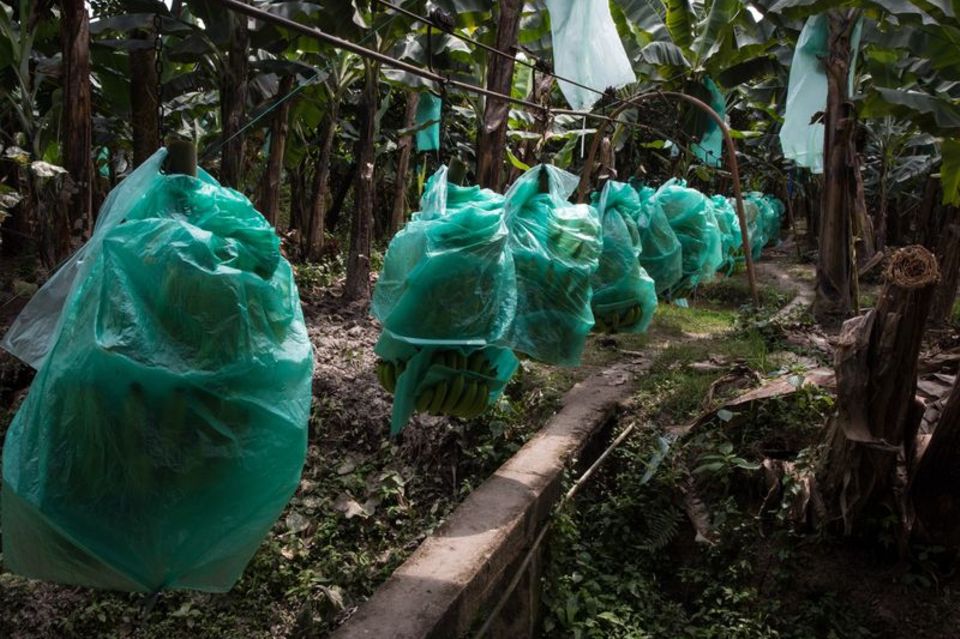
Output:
(344, 62), (378, 301)
(305, 100), (341, 261)
(130, 30), (160, 168)
(219, 3), (248, 188)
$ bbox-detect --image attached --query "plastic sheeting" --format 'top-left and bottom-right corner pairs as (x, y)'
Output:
(1, 149), (313, 592)
(738, 194), (767, 260)
(655, 179), (723, 295)
(709, 194), (743, 276)
(415, 92), (442, 152)
(779, 15), (862, 173)
(504, 165), (601, 365)
(633, 183), (684, 296)
(543, 0), (636, 111)
(371, 166), (518, 432)
(589, 181), (658, 333)
(692, 77), (725, 168)
(762, 194), (785, 244)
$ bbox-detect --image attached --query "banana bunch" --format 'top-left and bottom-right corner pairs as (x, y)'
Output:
(593, 304), (644, 333)
(545, 209), (600, 262)
(542, 260), (590, 302)
(375, 359), (407, 394)
(548, 226), (601, 265)
(416, 350), (497, 419)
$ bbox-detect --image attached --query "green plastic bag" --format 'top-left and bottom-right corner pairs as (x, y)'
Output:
(1, 149), (313, 592)
(543, 0), (635, 110)
(374, 335), (518, 434)
(655, 179), (723, 294)
(709, 194), (743, 276)
(632, 184), (684, 296)
(372, 166), (518, 432)
(373, 166), (515, 345)
(589, 181), (658, 333)
(779, 15), (862, 173)
(415, 92), (442, 152)
(504, 165), (601, 366)
(746, 191), (779, 253)
(692, 78), (725, 168)
(737, 195), (767, 261)
(762, 194), (785, 244)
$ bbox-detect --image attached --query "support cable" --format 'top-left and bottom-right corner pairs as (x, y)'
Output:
(207, 0), (546, 114)
(199, 8), (402, 162)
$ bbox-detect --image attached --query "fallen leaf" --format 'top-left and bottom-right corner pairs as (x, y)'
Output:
(285, 511), (310, 534)
(334, 492), (365, 519)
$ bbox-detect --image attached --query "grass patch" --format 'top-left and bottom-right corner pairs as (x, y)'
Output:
(653, 304), (739, 337)
(696, 279), (787, 309)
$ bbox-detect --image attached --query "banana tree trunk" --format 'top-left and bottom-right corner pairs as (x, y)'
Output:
(819, 246), (940, 535)
(305, 99), (340, 262)
(928, 206), (960, 325)
(390, 91), (419, 237)
(475, 0), (522, 190)
(257, 75), (295, 228)
(344, 64), (379, 301)
(130, 31), (159, 168)
(911, 369), (960, 548)
(289, 159), (308, 233)
(59, 0), (93, 241)
(814, 10), (864, 320)
(220, 5), (248, 189)
(328, 161), (357, 233)
(876, 159), (889, 252)
(515, 71), (556, 176)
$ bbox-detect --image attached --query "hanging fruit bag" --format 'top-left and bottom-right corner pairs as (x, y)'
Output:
(503, 165), (602, 366)
(371, 166), (519, 433)
(589, 181), (658, 333)
(1, 149), (313, 592)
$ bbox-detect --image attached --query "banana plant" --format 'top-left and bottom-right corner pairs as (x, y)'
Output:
(0, 0), (61, 160)
(761, 0), (960, 205)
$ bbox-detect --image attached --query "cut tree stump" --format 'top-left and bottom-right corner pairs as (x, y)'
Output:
(819, 246), (940, 534)
(911, 374), (960, 548)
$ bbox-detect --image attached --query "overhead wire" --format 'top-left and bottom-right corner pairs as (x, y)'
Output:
(200, 0), (730, 191)
(370, 0), (717, 150)
(199, 6), (404, 162)
(208, 0), (548, 114)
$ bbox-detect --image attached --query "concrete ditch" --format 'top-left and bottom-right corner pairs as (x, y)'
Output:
(332, 356), (651, 639)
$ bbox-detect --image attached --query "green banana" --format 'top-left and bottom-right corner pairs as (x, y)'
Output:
(384, 361), (397, 393)
(467, 350), (485, 372)
(468, 383), (490, 418)
(416, 388), (434, 412)
(610, 310), (621, 331)
(594, 314), (608, 333)
(441, 374), (465, 414)
(456, 381), (479, 417)
(429, 381), (448, 414)
(375, 361), (386, 389)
